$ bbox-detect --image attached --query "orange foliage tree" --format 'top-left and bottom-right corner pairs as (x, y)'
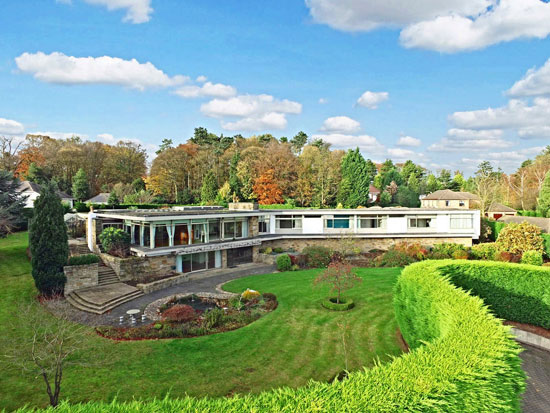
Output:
(253, 169), (283, 205)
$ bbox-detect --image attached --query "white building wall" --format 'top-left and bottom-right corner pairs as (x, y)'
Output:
(302, 217), (323, 234)
(387, 216), (407, 233)
(435, 214), (450, 233)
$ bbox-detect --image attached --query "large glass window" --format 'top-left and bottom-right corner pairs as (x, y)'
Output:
(223, 219), (247, 239)
(259, 216), (270, 233)
(192, 252), (207, 271)
(143, 224), (150, 246)
(208, 219), (221, 241)
(224, 221), (235, 239)
(275, 215), (302, 230)
(132, 224), (141, 245)
(154, 225), (170, 248)
(182, 254), (192, 273)
(174, 224), (189, 246)
(325, 215), (351, 229)
(450, 216), (473, 229)
(408, 217), (435, 228)
(358, 216), (387, 229)
(179, 251), (220, 273)
(192, 222), (206, 244)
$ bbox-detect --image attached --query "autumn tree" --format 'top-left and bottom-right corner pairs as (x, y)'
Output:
(253, 169), (283, 205)
(314, 261), (362, 304)
(101, 141), (147, 185)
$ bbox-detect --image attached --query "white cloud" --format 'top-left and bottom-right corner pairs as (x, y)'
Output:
(428, 128), (512, 152)
(307, 0), (550, 53)
(173, 81), (237, 98)
(518, 126), (550, 140)
(388, 147), (423, 160)
(15, 52), (186, 90)
(196, 75), (208, 83)
(30, 130), (89, 140)
(508, 58), (550, 98)
(312, 132), (386, 155)
(318, 98), (328, 104)
(82, 0), (153, 24)
(201, 94), (302, 131)
(320, 116), (361, 134)
(0, 118), (25, 135)
(396, 135), (421, 147)
(450, 98), (550, 131)
(462, 146), (545, 171)
(356, 90), (389, 109)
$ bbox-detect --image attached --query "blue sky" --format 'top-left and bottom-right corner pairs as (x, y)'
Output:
(1, 0), (550, 175)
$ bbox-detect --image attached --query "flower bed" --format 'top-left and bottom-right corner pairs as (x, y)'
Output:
(97, 291), (278, 340)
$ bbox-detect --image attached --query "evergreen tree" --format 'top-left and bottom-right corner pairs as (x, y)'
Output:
(200, 171), (218, 205)
(426, 174), (440, 193)
(340, 148), (372, 207)
(107, 192), (119, 206)
(395, 186), (420, 207)
(279, 136), (288, 143)
(228, 152), (242, 200)
(450, 172), (465, 191)
(365, 159), (378, 179)
(336, 178), (353, 207)
(71, 168), (89, 202)
(290, 131), (308, 153)
(155, 138), (173, 155)
(29, 183), (68, 296)
(0, 171), (27, 237)
(537, 171), (550, 217)
(407, 173), (420, 193)
(379, 159), (402, 187)
(25, 162), (47, 184)
(437, 169), (453, 189)
(380, 191), (391, 207)
(401, 160), (422, 183)
(131, 177), (146, 193)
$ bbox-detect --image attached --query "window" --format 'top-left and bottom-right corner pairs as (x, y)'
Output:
(450, 216), (473, 229)
(358, 215), (387, 229)
(131, 224), (141, 245)
(208, 219), (221, 241)
(259, 216), (270, 233)
(276, 215), (302, 230)
(192, 222), (206, 244)
(179, 251), (221, 273)
(409, 217), (434, 228)
(223, 219), (247, 239)
(459, 201), (465, 207)
(174, 224), (189, 245)
(154, 225), (169, 248)
(325, 215), (351, 229)
(224, 221), (235, 238)
(445, 200), (450, 207)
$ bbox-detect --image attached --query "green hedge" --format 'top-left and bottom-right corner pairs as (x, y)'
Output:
(67, 254), (99, 266)
(543, 233), (550, 257)
(321, 297), (355, 311)
(439, 260), (550, 328)
(20, 260), (525, 412)
(484, 218), (507, 241)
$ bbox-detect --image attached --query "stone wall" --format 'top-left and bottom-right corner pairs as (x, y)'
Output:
(260, 237), (472, 253)
(63, 263), (98, 294)
(99, 252), (176, 282)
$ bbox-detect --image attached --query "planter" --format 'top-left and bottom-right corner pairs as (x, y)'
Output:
(321, 297), (355, 311)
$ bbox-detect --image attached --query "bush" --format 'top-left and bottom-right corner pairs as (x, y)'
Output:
(276, 254), (292, 271)
(203, 308), (226, 329)
(302, 246), (333, 268)
(484, 219), (507, 241)
(273, 247), (284, 254)
(98, 227), (130, 257)
(451, 249), (469, 260)
(376, 249), (414, 267)
(543, 234), (550, 258)
(521, 250), (543, 266)
(33, 272), (67, 296)
(496, 221), (544, 255)
(495, 251), (522, 263)
(393, 242), (428, 261)
(241, 288), (261, 301)
(67, 254), (99, 266)
(428, 243), (468, 260)
(471, 243), (497, 260)
(291, 264), (300, 271)
(161, 305), (197, 323)
(264, 247), (273, 255)
(321, 297), (355, 311)
(289, 254), (307, 268)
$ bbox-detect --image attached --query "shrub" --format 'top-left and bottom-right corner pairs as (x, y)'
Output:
(376, 249), (414, 267)
(273, 247), (284, 254)
(437, 260), (550, 328)
(321, 297), (355, 311)
(161, 304), (197, 323)
(302, 246), (333, 268)
(203, 308), (225, 329)
(67, 254), (100, 266)
(495, 251), (521, 263)
(98, 227), (130, 258)
(394, 242), (428, 260)
(264, 247), (273, 255)
(241, 288), (261, 301)
(289, 254), (306, 268)
(276, 254), (292, 271)
(471, 243), (497, 260)
(451, 249), (469, 260)
(521, 250), (543, 266)
(291, 264), (300, 271)
(428, 243), (468, 260)
(543, 233), (550, 258)
(496, 221), (544, 255)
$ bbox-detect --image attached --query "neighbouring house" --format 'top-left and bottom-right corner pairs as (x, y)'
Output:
(499, 216), (550, 233)
(18, 180), (74, 208)
(86, 203), (480, 279)
(85, 193), (111, 205)
(485, 202), (517, 220)
(368, 185), (381, 203)
(421, 189), (479, 209)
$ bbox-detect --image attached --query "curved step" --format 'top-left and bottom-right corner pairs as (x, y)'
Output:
(67, 283), (143, 314)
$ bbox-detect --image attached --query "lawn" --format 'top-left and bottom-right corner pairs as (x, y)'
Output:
(0, 232), (402, 411)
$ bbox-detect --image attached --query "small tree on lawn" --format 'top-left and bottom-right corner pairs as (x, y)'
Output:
(71, 168), (89, 202)
(2, 300), (103, 407)
(314, 261), (362, 304)
(0, 170), (27, 237)
(537, 171), (550, 218)
(29, 183), (68, 296)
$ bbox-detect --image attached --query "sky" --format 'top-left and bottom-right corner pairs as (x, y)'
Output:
(1, 0), (550, 175)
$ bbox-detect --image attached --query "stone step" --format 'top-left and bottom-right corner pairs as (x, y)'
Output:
(67, 287), (143, 314)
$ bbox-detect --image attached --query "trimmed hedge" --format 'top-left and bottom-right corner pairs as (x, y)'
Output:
(439, 260), (550, 328)
(484, 218), (507, 241)
(321, 297), (355, 311)
(67, 254), (99, 266)
(21, 260), (526, 413)
(543, 233), (550, 257)
(276, 254), (292, 272)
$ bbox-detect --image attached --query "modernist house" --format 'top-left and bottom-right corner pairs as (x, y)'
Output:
(18, 180), (74, 208)
(421, 189), (479, 209)
(86, 204), (480, 277)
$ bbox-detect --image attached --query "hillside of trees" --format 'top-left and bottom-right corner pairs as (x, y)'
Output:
(1, 129), (550, 213)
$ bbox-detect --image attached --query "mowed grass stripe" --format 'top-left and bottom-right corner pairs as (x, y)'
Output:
(0, 233), (403, 411)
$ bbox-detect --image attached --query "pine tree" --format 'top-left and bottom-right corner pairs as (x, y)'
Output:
(200, 171), (218, 205)
(29, 183), (68, 296)
(107, 192), (119, 206)
(426, 174), (440, 193)
(25, 162), (47, 184)
(228, 152), (242, 200)
(380, 191), (391, 207)
(340, 148), (372, 208)
(0, 171), (27, 237)
(71, 168), (89, 202)
(537, 171), (550, 217)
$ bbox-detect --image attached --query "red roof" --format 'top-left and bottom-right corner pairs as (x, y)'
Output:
(369, 185), (380, 194)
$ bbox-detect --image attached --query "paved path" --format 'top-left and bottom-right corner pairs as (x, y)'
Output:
(66, 263), (276, 326)
(521, 344), (550, 413)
